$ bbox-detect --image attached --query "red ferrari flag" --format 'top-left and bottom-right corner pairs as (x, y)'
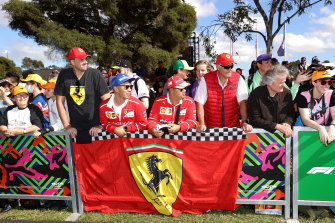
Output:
(73, 128), (246, 216)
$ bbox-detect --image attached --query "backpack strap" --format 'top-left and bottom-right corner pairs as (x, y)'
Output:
(134, 77), (141, 95)
(174, 105), (181, 124)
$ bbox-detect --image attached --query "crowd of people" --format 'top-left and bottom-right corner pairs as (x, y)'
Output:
(0, 46), (334, 214)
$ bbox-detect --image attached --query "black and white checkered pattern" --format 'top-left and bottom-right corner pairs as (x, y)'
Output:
(86, 127), (246, 142)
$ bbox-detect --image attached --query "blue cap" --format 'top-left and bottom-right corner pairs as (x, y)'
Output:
(110, 74), (135, 89)
(256, 54), (277, 63)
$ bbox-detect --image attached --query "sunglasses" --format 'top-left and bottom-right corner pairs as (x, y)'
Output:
(173, 88), (186, 91)
(219, 64), (234, 69)
(120, 84), (133, 90)
(316, 80), (333, 85)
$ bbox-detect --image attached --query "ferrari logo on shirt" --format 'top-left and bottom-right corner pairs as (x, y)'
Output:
(124, 110), (128, 115)
(106, 111), (117, 119)
(70, 86), (85, 105)
(124, 110), (134, 118)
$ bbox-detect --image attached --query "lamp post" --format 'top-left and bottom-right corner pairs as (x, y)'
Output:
(4, 50), (8, 59)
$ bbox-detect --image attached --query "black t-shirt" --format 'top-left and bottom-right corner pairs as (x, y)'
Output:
(54, 68), (109, 130)
(155, 68), (167, 77)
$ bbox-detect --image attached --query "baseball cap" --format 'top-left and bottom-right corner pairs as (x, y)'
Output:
(173, 60), (194, 71)
(0, 79), (10, 86)
(256, 54), (277, 63)
(312, 70), (332, 82)
(117, 59), (132, 69)
(166, 75), (190, 90)
(41, 79), (57, 89)
(21, 74), (47, 85)
(12, 86), (29, 96)
(68, 47), (90, 60)
(110, 74), (135, 89)
(214, 53), (234, 66)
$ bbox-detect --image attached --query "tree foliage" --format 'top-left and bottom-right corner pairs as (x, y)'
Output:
(3, 0), (197, 77)
(21, 57), (44, 70)
(0, 56), (21, 78)
(201, 0), (332, 58)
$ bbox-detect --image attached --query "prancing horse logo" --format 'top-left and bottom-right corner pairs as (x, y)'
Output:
(141, 155), (173, 197)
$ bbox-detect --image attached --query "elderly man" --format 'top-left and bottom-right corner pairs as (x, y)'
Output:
(195, 52), (252, 133)
(115, 59), (150, 109)
(247, 65), (295, 138)
(99, 74), (147, 137)
(55, 47), (110, 143)
(148, 76), (196, 137)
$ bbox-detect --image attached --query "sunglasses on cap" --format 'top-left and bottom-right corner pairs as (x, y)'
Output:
(219, 64), (234, 69)
(316, 80), (333, 85)
(173, 87), (186, 92)
(120, 84), (133, 90)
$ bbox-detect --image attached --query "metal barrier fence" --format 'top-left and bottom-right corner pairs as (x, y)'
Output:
(292, 126), (335, 219)
(236, 128), (291, 220)
(0, 131), (79, 213)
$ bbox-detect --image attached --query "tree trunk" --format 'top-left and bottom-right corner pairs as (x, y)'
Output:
(266, 38), (273, 56)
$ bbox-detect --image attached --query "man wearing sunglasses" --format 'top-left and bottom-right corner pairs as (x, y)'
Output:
(296, 70), (335, 146)
(148, 76), (196, 137)
(55, 47), (110, 144)
(115, 59), (150, 110)
(99, 74), (148, 137)
(195, 52), (252, 133)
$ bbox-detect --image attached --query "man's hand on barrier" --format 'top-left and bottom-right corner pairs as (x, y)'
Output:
(89, 125), (102, 137)
(149, 127), (164, 138)
(168, 124), (181, 134)
(242, 123), (253, 133)
(114, 126), (127, 137)
(275, 124), (293, 138)
(318, 127), (328, 146)
(197, 124), (206, 132)
(65, 125), (77, 138)
(33, 131), (41, 139)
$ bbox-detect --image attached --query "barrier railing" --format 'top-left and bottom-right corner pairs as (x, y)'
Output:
(0, 131), (79, 213)
(236, 128), (291, 220)
(292, 126), (335, 219)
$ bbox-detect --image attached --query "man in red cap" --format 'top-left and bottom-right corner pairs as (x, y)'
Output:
(55, 47), (110, 143)
(148, 75), (196, 137)
(195, 52), (253, 132)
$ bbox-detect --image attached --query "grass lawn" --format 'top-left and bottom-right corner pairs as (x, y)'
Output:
(1, 206), (334, 222)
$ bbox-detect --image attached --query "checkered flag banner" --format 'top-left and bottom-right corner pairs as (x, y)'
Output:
(86, 127), (246, 142)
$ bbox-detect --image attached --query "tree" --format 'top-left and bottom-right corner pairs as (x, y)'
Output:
(322, 60), (330, 63)
(3, 0), (197, 78)
(289, 60), (301, 76)
(201, 0), (332, 57)
(0, 56), (21, 78)
(21, 57), (44, 70)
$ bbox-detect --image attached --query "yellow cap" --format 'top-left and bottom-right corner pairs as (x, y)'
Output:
(12, 86), (29, 96)
(21, 74), (47, 85)
(41, 79), (57, 89)
(312, 70), (332, 82)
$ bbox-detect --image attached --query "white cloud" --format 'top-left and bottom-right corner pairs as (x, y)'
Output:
(0, 0), (9, 27)
(185, 0), (218, 18)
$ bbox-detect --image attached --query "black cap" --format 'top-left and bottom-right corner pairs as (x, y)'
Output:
(117, 59), (132, 69)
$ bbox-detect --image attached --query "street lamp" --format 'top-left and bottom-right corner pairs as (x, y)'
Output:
(4, 50), (8, 59)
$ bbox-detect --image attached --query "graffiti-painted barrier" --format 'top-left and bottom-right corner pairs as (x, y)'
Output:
(236, 129), (291, 220)
(292, 126), (335, 219)
(0, 131), (78, 213)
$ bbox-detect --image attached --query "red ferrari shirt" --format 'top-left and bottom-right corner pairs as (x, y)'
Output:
(148, 94), (196, 132)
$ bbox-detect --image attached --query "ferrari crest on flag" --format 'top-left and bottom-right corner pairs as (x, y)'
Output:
(128, 144), (183, 215)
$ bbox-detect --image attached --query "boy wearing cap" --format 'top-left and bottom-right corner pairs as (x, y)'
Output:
(55, 47), (110, 142)
(162, 60), (193, 95)
(21, 74), (49, 128)
(99, 74), (147, 137)
(0, 86), (43, 137)
(148, 76), (196, 137)
(296, 70), (335, 146)
(0, 79), (14, 113)
(195, 52), (252, 133)
(33, 79), (70, 138)
(115, 59), (150, 109)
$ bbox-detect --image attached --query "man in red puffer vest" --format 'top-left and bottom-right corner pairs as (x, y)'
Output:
(195, 52), (253, 133)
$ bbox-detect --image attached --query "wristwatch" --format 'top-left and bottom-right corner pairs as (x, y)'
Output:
(124, 126), (128, 131)
(23, 129), (27, 134)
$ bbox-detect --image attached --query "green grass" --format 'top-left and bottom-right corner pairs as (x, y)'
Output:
(0, 206), (334, 222)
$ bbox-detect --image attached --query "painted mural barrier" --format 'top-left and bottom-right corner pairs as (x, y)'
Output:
(236, 129), (291, 220)
(0, 132), (78, 213)
(292, 126), (335, 219)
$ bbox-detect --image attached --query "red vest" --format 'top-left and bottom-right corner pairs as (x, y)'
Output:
(204, 71), (240, 127)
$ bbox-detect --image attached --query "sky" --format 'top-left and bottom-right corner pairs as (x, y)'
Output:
(1, 0), (335, 76)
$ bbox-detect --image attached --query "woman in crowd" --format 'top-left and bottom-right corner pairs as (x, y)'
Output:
(296, 70), (335, 145)
(247, 65), (295, 138)
(187, 60), (212, 99)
